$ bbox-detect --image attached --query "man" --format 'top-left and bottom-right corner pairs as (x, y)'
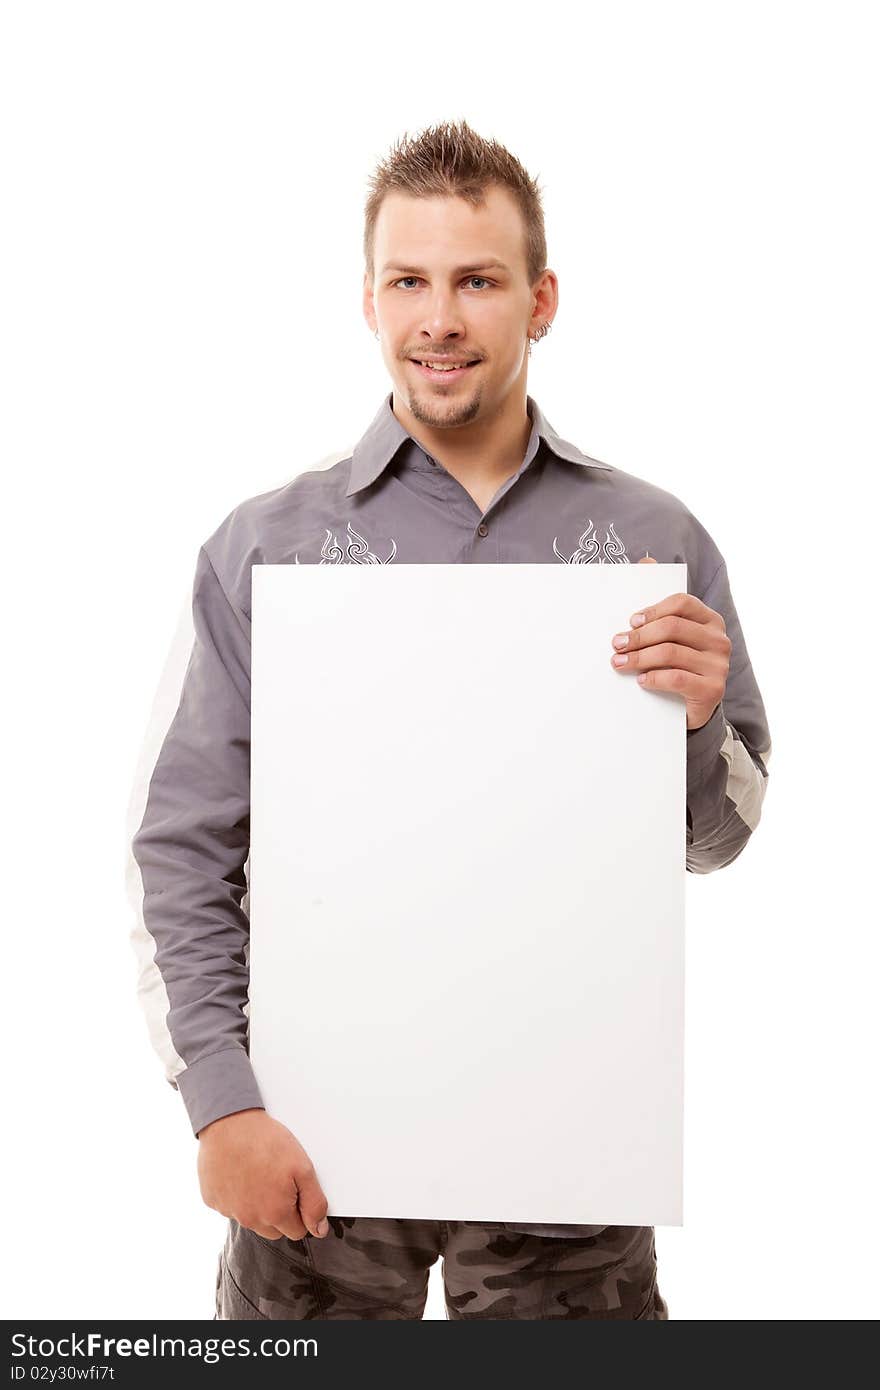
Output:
(128, 119), (771, 1320)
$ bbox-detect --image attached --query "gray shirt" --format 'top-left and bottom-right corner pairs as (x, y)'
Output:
(129, 391), (771, 1238)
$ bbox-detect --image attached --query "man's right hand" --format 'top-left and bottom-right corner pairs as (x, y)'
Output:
(196, 1108), (330, 1241)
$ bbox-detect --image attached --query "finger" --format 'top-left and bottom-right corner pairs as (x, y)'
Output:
(249, 1223), (287, 1240)
(635, 666), (725, 706)
(628, 590), (725, 631)
(611, 640), (724, 679)
(274, 1214), (311, 1242)
(613, 613), (731, 656)
(270, 1186), (310, 1241)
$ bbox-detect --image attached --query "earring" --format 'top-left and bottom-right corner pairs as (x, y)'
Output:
(528, 322), (550, 357)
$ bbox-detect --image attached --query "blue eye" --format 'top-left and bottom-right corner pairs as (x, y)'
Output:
(392, 276), (492, 290)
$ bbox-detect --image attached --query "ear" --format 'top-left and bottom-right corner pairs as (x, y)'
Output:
(363, 272), (377, 335)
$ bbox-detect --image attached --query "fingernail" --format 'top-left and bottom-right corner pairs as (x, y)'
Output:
(316, 1217), (329, 1236)
(631, 613), (646, 627)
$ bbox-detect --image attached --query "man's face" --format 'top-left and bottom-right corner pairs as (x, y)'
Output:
(364, 185), (553, 430)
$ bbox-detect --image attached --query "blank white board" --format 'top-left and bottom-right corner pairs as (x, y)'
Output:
(249, 562), (687, 1227)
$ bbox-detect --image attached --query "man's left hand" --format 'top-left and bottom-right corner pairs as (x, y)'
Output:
(609, 555), (731, 732)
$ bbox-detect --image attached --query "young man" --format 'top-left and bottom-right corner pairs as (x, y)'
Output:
(128, 120), (771, 1320)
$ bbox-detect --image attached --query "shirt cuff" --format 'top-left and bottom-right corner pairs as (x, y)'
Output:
(175, 1047), (266, 1139)
(686, 700), (727, 788)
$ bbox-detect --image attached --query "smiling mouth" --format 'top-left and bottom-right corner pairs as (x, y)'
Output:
(409, 358), (481, 379)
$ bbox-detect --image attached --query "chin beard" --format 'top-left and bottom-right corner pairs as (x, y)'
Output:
(407, 382), (482, 428)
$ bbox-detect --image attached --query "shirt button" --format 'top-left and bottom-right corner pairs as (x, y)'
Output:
(477, 523), (489, 537)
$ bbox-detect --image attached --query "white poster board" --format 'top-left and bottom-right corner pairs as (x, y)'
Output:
(249, 562), (686, 1227)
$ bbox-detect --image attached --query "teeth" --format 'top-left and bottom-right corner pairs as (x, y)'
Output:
(418, 361), (471, 371)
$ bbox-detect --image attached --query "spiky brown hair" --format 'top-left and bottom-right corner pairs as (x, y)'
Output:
(363, 119), (547, 288)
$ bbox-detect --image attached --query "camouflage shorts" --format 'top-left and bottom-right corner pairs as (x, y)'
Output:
(214, 1217), (669, 1320)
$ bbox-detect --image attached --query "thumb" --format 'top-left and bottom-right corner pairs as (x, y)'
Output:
(298, 1170), (330, 1238)
(637, 553), (657, 564)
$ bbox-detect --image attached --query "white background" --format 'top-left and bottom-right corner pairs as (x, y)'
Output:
(2, 0), (877, 1321)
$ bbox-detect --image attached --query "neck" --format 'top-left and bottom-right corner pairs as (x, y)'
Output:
(391, 382), (533, 484)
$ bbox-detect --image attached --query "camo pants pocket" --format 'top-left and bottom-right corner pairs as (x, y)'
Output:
(538, 1225), (667, 1320)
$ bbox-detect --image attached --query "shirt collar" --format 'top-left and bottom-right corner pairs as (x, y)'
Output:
(345, 392), (613, 498)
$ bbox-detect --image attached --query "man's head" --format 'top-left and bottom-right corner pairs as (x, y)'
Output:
(362, 119), (557, 432)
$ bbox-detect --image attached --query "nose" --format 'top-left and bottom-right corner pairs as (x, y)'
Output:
(419, 288), (467, 340)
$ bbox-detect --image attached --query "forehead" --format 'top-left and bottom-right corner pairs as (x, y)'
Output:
(374, 186), (525, 269)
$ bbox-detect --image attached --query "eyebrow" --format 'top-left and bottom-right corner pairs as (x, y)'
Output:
(380, 261), (511, 276)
